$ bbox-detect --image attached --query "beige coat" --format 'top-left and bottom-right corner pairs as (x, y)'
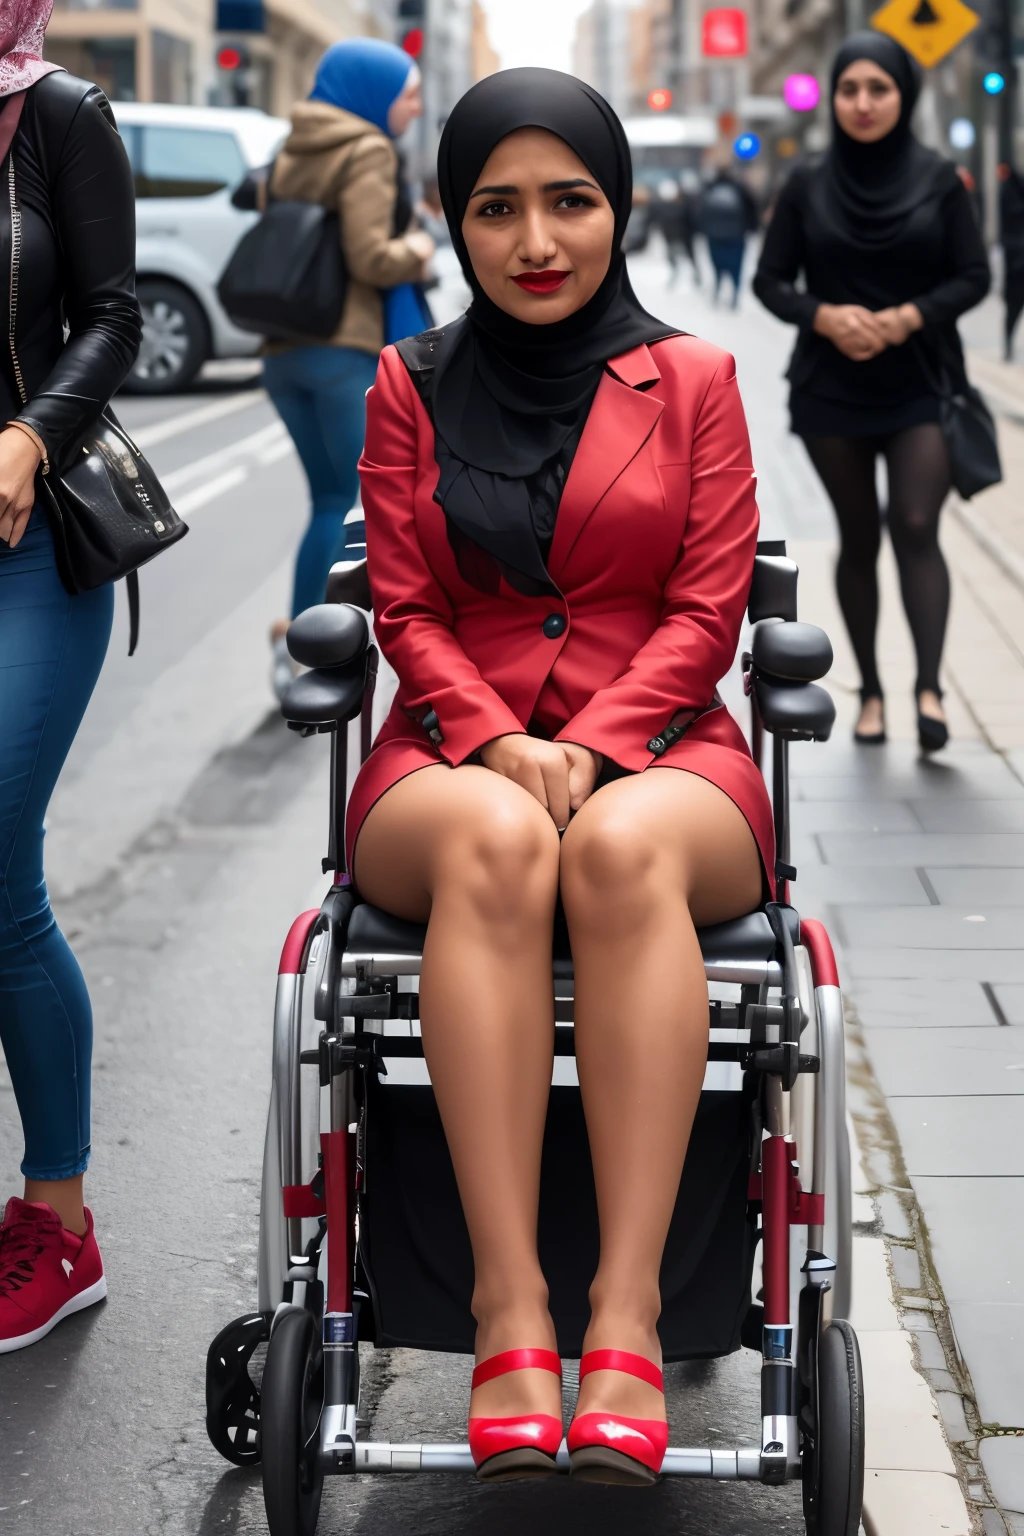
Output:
(268, 101), (423, 356)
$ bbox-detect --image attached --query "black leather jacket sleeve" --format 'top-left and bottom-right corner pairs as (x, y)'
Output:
(12, 77), (141, 463)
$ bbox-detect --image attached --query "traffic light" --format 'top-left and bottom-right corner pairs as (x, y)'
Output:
(398, 0), (426, 58)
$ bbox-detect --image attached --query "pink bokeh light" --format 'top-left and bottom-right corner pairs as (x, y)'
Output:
(784, 73), (820, 112)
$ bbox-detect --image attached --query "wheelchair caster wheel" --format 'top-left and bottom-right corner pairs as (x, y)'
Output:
(261, 1306), (326, 1536)
(802, 1320), (865, 1536)
(205, 1312), (269, 1466)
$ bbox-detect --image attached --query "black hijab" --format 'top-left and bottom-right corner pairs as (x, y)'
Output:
(415, 67), (676, 595)
(820, 32), (957, 249)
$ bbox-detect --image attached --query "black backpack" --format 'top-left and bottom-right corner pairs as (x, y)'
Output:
(218, 168), (347, 340)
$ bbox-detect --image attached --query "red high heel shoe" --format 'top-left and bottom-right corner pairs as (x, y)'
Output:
(468, 1347), (563, 1481)
(567, 1349), (669, 1485)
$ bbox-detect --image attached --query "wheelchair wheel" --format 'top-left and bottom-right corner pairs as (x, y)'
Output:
(803, 1320), (864, 1536)
(260, 1306), (325, 1536)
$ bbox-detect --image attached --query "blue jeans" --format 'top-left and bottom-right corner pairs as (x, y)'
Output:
(263, 345), (380, 617)
(0, 508), (113, 1179)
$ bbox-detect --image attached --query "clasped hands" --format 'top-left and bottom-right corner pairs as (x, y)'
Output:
(480, 733), (602, 832)
(813, 301), (923, 362)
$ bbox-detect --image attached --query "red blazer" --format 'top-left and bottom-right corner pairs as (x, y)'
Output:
(359, 333), (760, 776)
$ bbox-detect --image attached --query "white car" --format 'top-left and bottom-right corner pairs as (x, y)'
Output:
(112, 103), (289, 393)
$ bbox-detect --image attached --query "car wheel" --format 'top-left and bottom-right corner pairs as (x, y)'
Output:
(126, 279), (208, 394)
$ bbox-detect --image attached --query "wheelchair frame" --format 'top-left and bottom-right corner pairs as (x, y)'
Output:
(206, 543), (863, 1534)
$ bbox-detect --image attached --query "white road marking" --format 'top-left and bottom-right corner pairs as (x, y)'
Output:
(161, 421), (286, 494)
(174, 466), (249, 516)
(128, 390), (267, 450)
(257, 436), (294, 466)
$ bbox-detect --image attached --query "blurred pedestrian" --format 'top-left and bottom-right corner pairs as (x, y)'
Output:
(998, 162), (1024, 360)
(0, 6), (142, 1351)
(622, 182), (652, 253)
(263, 38), (434, 695)
(697, 168), (757, 306)
(754, 33), (989, 750)
(653, 178), (701, 287)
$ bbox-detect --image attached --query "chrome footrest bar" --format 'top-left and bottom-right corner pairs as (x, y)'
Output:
(347, 1441), (765, 1478)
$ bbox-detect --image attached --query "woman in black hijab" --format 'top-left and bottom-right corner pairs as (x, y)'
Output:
(754, 33), (989, 750)
(350, 68), (773, 1483)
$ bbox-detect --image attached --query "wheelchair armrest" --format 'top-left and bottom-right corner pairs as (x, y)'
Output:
(753, 676), (836, 741)
(280, 652), (371, 729)
(748, 554), (798, 623)
(752, 620), (833, 683)
(326, 559), (372, 611)
(287, 603), (369, 669)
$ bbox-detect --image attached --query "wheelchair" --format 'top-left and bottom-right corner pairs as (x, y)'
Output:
(205, 540), (863, 1536)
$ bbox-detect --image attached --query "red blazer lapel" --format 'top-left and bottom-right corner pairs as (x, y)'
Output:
(548, 344), (664, 577)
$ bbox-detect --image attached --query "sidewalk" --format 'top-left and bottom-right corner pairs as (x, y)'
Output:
(629, 249), (1024, 1535)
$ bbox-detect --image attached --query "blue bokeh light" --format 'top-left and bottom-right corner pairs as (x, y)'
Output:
(734, 132), (760, 159)
(983, 71), (1006, 95)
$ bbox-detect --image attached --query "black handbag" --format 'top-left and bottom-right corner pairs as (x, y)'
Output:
(5, 114), (186, 655)
(217, 195), (348, 340)
(914, 332), (1002, 500)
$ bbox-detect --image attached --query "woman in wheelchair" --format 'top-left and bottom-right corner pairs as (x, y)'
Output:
(347, 68), (775, 1485)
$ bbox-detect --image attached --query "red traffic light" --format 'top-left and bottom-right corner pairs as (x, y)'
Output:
(648, 88), (672, 111)
(401, 26), (424, 57)
(217, 45), (242, 70)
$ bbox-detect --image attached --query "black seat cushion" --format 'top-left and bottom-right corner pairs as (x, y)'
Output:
(345, 902), (776, 969)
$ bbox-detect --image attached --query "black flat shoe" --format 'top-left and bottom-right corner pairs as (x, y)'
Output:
(917, 711), (948, 753)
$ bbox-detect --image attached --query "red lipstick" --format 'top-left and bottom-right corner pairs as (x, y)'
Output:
(512, 269), (570, 294)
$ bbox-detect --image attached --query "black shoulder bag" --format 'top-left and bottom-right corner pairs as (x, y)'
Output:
(217, 165), (348, 340)
(913, 330), (1002, 501)
(4, 89), (186, 654)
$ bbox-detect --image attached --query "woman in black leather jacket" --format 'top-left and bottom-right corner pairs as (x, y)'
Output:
(0, 20), (141, 1355)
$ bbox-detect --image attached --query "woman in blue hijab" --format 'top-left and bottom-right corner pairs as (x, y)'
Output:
(264, 37), (435, 695)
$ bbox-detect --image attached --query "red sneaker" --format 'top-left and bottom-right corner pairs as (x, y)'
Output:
(0, 1197), (106, 1353)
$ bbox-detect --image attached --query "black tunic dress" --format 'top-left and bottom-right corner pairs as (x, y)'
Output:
(753, 165), (989, 438)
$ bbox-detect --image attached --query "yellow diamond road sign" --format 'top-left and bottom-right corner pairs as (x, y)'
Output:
(870, 0), (979, 67)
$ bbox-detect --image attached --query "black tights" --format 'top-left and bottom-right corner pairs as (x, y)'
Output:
(803, 424), (951, 699)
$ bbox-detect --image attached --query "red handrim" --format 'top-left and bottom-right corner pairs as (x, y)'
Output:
(277, 909), (320, 975)
(799, 917), (840, 988)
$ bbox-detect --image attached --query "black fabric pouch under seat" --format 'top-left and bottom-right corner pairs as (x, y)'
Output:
(357, 1073), (757, 1361)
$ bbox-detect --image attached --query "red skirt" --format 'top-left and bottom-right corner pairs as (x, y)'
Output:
(345, 704), (775, 900)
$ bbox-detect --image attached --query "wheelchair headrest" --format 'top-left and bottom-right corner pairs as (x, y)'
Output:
(288, 604), (369, 670)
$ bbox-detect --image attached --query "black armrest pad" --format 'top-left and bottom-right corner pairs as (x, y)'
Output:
(281, 657), (368, 727)
(752, 620), (833, 683)
(754, 677), (835, 741)
(288, 604), (369, 669)
(326, 559), (372, 611)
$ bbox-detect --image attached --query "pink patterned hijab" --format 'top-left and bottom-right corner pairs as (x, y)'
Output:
(0, 0), (61, 97)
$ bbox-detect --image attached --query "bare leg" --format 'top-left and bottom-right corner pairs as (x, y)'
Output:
(354, 764), (562, 1420)
(559, 768), (762, 1421)
(24, 1175), (86, 1236)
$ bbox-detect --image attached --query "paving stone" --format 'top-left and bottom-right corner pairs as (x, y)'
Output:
(915, 1331), (949, 1372)
(890, 1244), (923, 1291)
(935, 1390), (972, 1442)
(893, 1102), (1024, 1180)
(878, 1189), (914, 1239)
(912, 801), (1024, 833)
(862, 1470), (971, 1536)
(948, 1306), (1024, 1426)
(791, 800), (923, 833)
(927, 869), (1024, 905)
(992, 984), (1024, 1026)
(793, 865), (932, 907)
(846, 978), (1000, 1027)
(892, 1102), (1024, 1178)
(924, 1368), (960, 1394)
(911, 1179), (1024, 1305)
(982, 1439), (1024, 1515)
(861, 1331), (956, 1472)
(838, 907), (1024, 949)
(820, 833), (1024, 867)
(858, 1027), (1024, 1097)
(845, 950), (1024, 983)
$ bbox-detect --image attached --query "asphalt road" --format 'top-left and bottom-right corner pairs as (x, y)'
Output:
(0, 262), (821, 1536)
